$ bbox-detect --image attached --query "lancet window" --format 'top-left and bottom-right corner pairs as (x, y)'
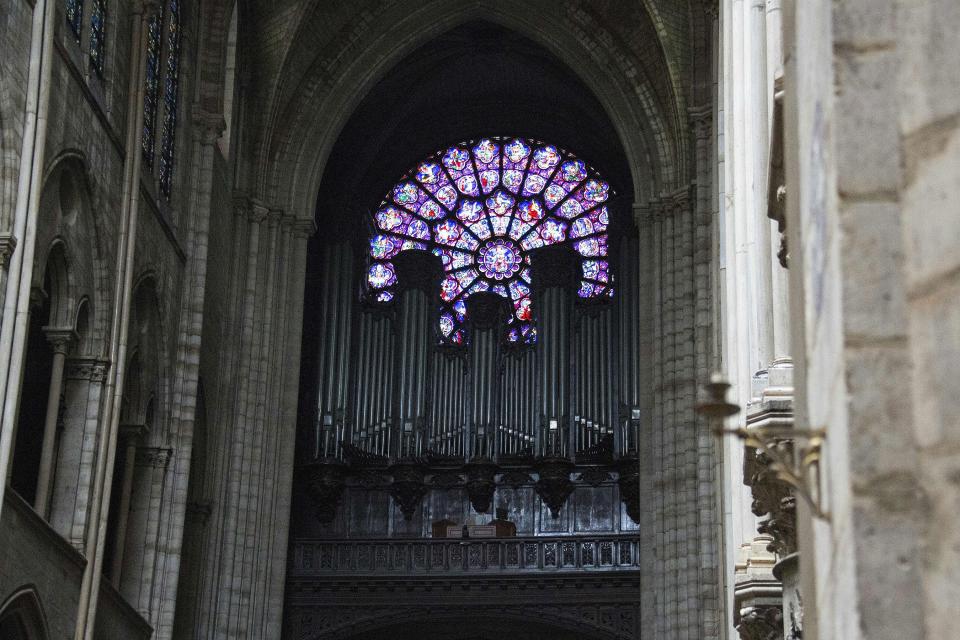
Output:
(66, 0), (84, 41)
(142, 0), (183, 199)
(89, 0), (107, 75)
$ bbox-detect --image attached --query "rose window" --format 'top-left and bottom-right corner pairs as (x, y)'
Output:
(365, 137), (613, 345)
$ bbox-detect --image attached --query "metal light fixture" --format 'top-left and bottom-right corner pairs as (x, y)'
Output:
(696, 373), (830, 521)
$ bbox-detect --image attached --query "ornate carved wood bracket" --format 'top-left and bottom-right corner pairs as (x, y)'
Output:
(301, 461), (349, 524)
(463, 458), (499, 514)
(389, 461), (428, 521)
(534, 457), (575, 519)
(615, 457), (641, 525)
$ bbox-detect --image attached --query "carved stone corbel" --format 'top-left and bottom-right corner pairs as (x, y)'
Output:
(301, 461), (349, 524)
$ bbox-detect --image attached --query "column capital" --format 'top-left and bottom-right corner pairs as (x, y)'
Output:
(136, 0), (163, 16)
(0, 233), (17, 269)
(192, 109), (227, 145)
(688, 104), (713, 141)
(233, 194), (271, 224)
(120, 423), (149, 442)
(293, 218), (317, 239)
(65, 357), (111, 382)
(43, 326), (78, 354)
(634, 186), (693, 224)
(135, 446), (173, 469)
(696, 0), (719, 20)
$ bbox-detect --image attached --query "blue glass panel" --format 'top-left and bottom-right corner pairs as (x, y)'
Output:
(89, 0), (107, 76)
(159, 0), (182, 198)
(66, 0), (84, 42)
(141, 8), (163, 166)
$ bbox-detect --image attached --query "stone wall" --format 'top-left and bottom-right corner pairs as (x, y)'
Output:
(0, 492), (84, 639)
(784, 0), (960, 638)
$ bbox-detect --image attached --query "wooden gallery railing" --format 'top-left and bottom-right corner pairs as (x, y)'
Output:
(289, 535), (641, 576)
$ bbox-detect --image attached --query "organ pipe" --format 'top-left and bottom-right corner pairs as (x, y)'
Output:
(469, 327), (498, 458)
(397, 289), (429, 457)
(314, 242), (354, 459)
(322, 228), (645, 464)
(537, 286), (570, 456)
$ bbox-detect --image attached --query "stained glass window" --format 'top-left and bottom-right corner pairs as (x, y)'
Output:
(66, 0), (84, 42)
(89, 0), (107, 76)
(366, 137), (613, 346)
(141, 8), (163, 167)
(158, 0), (181, 198)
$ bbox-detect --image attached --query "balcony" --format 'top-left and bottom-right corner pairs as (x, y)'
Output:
(289, 534), (641, 576)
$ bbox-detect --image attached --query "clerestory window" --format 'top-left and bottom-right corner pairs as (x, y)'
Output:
(142, 0), (182, 199)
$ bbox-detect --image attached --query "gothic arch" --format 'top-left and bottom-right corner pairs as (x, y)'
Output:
(34, 152), (109, 354)
(0, 588), (50, 640)
(256, 0), (685, 216)
(304, 607), (623, 640)
(125, 276), (167, 437)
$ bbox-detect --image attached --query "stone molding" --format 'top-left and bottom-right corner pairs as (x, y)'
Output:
(192, 109), (227, 145)
(65, 357), (111, 382)
(286, 600), (640, 640)
(733, 538), (783, 640)
(632, 185), (694, 227)
(0, 233), (17, 268)
(43, 326), (78, 354)
(689, 104), (713, 141)
(744, 390), (797, 557)
(135, 447), (173, 469)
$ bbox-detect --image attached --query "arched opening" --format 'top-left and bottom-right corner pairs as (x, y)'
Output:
(0, 589), (50, 640)
(9, 240), (69, 507)
(103, 280), (164, 602)
(286, 20), (644, 637)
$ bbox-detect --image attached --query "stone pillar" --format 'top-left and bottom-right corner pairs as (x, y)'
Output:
(196, 208), (313, 640)
(733, 537), (783, 640)
(743, 371), (798, 640)
(120, 446), (172, 617)
(34, 327), (75, 517)
(150, 112), (225, 639)
(110, 424), (146, 585)
(50, 358), (109, 549)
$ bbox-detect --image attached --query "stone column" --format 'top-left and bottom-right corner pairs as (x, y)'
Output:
(263, 218), (313, 636)
(743, 376), (798, 640)
(120, 446), (172, 617)
(50, 358), (109, 549)
(150, 112), (225, 639)
(733, 537), (783, 640)
(110, 424), (147, 585)
(34, 327), (76, 517)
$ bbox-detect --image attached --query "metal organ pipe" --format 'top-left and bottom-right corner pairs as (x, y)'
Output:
(315, 243), (354, 459)
(537, 286), (569, 456)
(397, 289), (429, 458)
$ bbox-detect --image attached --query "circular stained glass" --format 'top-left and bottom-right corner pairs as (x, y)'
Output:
(366, 136), (614, 345)
(477, 239), (522, 281)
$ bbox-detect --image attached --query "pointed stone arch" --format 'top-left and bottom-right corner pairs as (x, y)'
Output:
(0, 588), (50, 640)
(254, 0), (686, 216)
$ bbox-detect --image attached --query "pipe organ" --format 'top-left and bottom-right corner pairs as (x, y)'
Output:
(302, 138), (647, 525)
(310, 240), (644, 465)
(303, 231), (647, 525)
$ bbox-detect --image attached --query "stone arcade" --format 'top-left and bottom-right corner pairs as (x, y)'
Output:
(0, 1), (957, 639)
